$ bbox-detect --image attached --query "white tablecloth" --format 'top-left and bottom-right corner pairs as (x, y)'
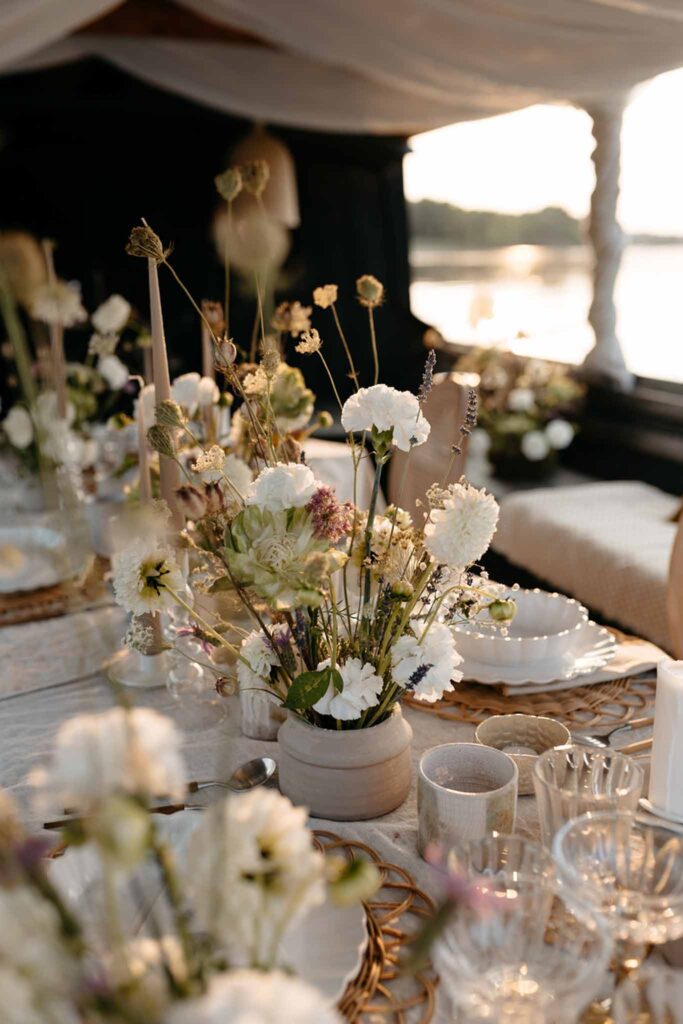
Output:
(0, 606), (538, 1023)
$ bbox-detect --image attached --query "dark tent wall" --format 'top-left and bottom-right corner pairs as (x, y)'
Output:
(0, 57), (428, 412)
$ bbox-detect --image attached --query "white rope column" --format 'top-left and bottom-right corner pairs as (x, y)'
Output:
(582, 99), (634, 391)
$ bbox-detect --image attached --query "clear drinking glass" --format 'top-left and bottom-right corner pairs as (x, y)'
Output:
(553, 812), (683, 970)
(533, 745), (644, 847)
(446, 832), (556, 889)
(435, 871), (612, 1023)
(612, 965), (683, 1023)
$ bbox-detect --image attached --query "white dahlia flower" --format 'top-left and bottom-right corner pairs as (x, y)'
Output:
(112, 544), (185, 617)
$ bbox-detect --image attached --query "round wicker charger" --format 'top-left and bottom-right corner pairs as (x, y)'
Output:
(314, 831), (437, 1023)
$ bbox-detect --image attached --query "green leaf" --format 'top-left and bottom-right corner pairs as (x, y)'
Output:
(283, 669), (332, 710)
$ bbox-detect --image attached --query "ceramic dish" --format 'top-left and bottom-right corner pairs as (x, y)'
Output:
(459, 621), (616, 687)
(451, 588), (588, 667)
(475, 714), (571, 794)
(0, 524), (88, 593)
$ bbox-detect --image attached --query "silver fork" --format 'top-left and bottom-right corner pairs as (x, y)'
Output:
(572, 715), (654, 756)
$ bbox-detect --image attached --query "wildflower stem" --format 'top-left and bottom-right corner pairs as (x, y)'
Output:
(224, 199), (232, 339)
(315, 350), (345, 413)
(330, 303), (359, 390)
(368, 307), (379, 386)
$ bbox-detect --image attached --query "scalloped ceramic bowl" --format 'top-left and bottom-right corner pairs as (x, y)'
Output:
(475, 714), (571, 794)
(451, 588), (589, 667)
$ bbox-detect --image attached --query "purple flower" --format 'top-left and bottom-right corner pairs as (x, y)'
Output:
(306, 487), (354, 542)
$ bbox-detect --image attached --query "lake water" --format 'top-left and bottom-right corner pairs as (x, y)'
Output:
(409, 243), (683, 383)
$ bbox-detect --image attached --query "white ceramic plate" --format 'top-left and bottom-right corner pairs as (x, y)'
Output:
(458, 620), (616, 687)
(49, 810), (367, 1004)
(0, 525), (86, 593)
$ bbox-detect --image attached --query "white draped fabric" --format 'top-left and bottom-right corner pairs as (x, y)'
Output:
(2, 1), (683, 133)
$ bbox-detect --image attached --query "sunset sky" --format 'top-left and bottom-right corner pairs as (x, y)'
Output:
(404, 68), (683, 236)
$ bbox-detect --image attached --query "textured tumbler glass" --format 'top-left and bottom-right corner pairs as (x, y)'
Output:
(612, 965), (683, 1023)
(533, 744), (644, 847)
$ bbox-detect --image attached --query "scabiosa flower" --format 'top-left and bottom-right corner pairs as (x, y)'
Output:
(126, 223), (170, 262)
(313, 658), (383, 721)
(356, 274), (384, 308)
(271, 301), (312, 337)
(155, 399), (185, 429)
(295, 328), (321, 354)
(214, 166), (243, 202)
(30, 279), (87, 327)
(424, 483), (499, 569)
(306, 486), (354, 542)
(341, 384), (430, 452)
(240, 158), (270, 197)
(112, 544), (185, 616)
(183, 789), (326, 966)
(312, 283), (338, 309)
(30, 707), (186, 811)
(176, 484), (207, 520)
(391, 621), (463, 702)
(147, 424), (176, 458)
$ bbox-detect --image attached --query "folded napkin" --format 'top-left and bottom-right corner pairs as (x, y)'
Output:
(499, 635), (664, 696)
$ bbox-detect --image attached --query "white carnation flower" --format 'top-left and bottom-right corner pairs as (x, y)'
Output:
(98, 354), (129, 390)
(29, 707), (186, 812)
(507, 387), (535, 412)
(166, 969), (341, 1024)
(341, 384), (430, 452)
(92, 294), (131, 334)
(172, 372), (201, 410)
(391, 621), (463, 702)
(30, 280), (87, 327)
(3, 405), (33, 449)
(424, 483), (499, 569)
(197, 376), (220, 407)
(0, 887), (80, 1024)
(34, 390), (76, 429)
(245, 462), (318, 512)
(237, 629), (279, 692)
(521, 429), (551, 462)
(184, 790), (326, 966)
(545, 417), (574, 450)
(112, 544), (185, 616)
(313, 657), (383, 721)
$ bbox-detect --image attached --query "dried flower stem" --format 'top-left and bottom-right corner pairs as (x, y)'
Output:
(367, 307), (379, 386)
(315, 350), (344, 413)
(330, 303), (359, 390)
(224, 200), (232, 340)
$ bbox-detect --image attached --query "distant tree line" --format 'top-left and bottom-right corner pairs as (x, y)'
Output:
(409, 200), (583, 247)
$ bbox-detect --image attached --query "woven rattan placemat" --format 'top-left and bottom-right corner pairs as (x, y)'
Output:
(314, 831), (437, 1023)
(0, 555), (111, 626)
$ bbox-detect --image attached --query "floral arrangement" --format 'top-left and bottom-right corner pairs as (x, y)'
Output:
(112, 216), (514, 730)
(456, 347), (584, 479)
(0, 231), (148, 482)
(2, 705), (376, 1023)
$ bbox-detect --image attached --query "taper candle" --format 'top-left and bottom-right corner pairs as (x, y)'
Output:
(648, 658), (683, 818)
(42, 241), (68, 420)
(147, 257), (183, 529)
(136, 389), (152, 506)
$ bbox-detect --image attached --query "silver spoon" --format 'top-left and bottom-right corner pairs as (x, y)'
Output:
(573, 716), (653, 755)
(189, 756), (278, 794)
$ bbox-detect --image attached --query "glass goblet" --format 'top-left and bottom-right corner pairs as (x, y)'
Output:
(553, 812), (683, 974)
(447, 832), (556, 889)
(434, 873), (612, 1024)
(533, 745), (644, 847)
(612, 964), (683, 1023)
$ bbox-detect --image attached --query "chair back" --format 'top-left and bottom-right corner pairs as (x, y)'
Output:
(387, 372), (470, 515)
(667, 506), (683, 657)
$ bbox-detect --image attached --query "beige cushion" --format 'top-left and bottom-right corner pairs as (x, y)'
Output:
(493, 481), (679, 651)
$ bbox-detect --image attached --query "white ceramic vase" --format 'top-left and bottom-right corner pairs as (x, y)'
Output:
(278, 705), (413, 820)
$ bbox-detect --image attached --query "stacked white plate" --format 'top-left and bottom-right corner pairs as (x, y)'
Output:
(451, 588), (616, 688)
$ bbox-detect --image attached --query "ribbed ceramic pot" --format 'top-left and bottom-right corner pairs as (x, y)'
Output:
(278, 706), (413, 820)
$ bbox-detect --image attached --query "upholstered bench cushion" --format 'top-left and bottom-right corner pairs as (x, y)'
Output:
(493, 481), (679, 651)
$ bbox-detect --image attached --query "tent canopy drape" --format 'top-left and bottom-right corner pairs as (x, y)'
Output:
(2, 0), (683, 133)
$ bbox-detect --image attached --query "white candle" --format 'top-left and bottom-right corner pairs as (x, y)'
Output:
(136, 390), (151, 506)
(42, 241), (67, 420)
(201, 320), (214, 380)
(147, 257), (183, 530)
(648, 658), (683, 817)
